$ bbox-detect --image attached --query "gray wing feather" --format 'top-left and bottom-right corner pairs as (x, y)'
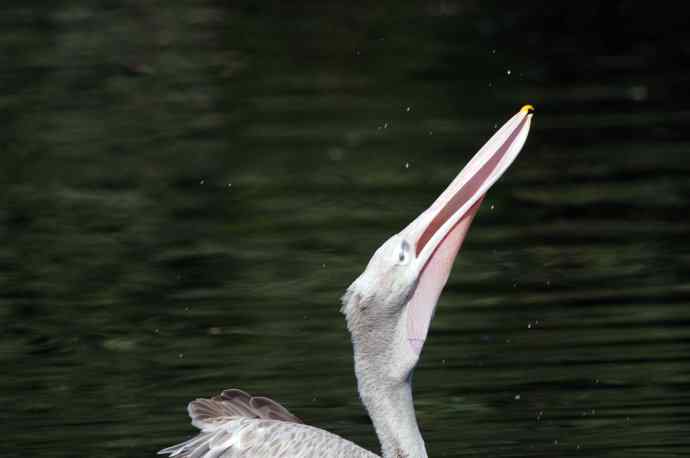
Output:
(188, 389), (302, 430)
(159, 389), (378, 458)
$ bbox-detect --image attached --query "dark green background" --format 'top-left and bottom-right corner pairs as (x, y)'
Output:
(2, 2), (689, 457)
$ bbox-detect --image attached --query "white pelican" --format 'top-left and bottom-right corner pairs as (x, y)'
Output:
(159, 105), (534, 458)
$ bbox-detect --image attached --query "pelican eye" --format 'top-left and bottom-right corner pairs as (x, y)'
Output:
(397, 240), (411, 265)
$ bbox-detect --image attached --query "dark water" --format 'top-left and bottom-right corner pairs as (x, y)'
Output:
(2, 2), (690, 457)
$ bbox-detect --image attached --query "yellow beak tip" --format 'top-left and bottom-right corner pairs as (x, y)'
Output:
(521, 104), (535, 114)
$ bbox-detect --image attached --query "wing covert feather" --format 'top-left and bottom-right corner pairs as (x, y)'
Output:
(159, 389), (378, 458)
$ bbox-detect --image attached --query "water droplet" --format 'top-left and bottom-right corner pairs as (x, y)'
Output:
(328, 147), (344, 161)
(629, 85), (648, 101)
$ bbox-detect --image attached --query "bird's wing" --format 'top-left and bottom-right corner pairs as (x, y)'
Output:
(187, 388), (303, 429)
(159, 388), (378, 458)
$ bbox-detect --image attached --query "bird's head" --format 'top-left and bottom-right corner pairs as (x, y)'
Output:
(342, 106), (534, 384)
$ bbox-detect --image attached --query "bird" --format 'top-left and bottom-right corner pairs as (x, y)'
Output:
(158, 105), (535, 458)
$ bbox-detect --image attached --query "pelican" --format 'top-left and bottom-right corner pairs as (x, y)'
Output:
(159, 106), (534, 458)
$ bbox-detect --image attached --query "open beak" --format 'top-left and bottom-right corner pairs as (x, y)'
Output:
(404, 105), (534, 354)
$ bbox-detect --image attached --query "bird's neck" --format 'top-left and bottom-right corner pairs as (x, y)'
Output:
(356, 368), (427, 458)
